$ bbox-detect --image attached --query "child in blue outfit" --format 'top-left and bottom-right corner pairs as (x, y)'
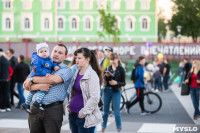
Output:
(22, 42), (59, 113)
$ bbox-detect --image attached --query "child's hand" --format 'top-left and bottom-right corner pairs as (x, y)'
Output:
(46, 74), (51, 77)
(54, 66), (59, 71)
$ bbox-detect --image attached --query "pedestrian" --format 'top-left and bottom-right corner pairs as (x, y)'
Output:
(157, 55), (165, 91)
(185, 60), (200, 120)
(23, 44), (73, 133)
(163, 59), (171, 91)
(68, 48), (103, 133)
(6, 48), (19, 106)
(126, 56), (150, 115)
(22, 42), (59, 113)
(14, 55), (30, 109)
(153, 67), (162, 92)
(101, 47), (112, 71)
(183, 58), (192, 80)
(102, 53), (126, 133)
(0, 49), (11, 112)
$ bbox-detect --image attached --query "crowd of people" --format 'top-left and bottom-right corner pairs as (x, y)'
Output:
(0, 42), (200, 133)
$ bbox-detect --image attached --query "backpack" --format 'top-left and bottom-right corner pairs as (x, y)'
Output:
(131, 66), (139, 83)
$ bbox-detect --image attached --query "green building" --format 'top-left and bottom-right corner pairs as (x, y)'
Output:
(0, 0), (157, 43)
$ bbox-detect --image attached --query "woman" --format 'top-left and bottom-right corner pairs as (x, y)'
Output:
(68, 48), (103, 133)
(102, 53), (126, 133)
(127, 56), (150, 115)
(185, 60), (200, 120)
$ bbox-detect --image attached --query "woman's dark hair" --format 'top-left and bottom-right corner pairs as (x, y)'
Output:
(75, 48), (103, 85)
(70, 55), (76, 67)
(109, 53), (122, 67)
(137, 56), (145, 62)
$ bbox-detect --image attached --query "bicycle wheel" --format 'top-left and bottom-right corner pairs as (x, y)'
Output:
(111, 94), (125, 111)
(143, 92), (162, 114)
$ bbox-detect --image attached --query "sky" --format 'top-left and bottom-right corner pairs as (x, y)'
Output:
(157, 0), (174, 19)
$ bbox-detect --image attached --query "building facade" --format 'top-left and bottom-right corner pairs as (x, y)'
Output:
(0, 0), (157, 42)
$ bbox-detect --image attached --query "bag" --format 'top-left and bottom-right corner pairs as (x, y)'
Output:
(131, 67), (138, 83)
(98, 98), (104, 108)
(181, 83), (190, 95)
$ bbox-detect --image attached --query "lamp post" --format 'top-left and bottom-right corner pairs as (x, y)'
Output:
(176, 25), (182, 61)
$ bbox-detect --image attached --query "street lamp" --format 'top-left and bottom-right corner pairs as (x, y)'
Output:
(176, 25), (182, 61)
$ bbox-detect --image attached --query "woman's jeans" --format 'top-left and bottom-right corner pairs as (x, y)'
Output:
(190, 87), (200, 115)
(17, 82), (25, 106)
(102, 86), (122, 131)
(69, 113), (95, 133)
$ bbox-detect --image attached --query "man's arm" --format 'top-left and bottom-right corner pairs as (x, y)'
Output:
(30, 84), (51, 91)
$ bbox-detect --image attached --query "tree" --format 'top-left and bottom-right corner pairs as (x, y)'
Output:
(158, 9), (167, 42)
(169, 0), (200, 42)
(98, 7), (120, 44)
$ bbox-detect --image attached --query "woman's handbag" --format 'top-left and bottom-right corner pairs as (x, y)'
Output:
(181, 83), (190, 95)
(98, 98), (104, 108)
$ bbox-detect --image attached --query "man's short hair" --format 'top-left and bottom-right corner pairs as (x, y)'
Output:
(57, 44), (68, 55)
(0, 48), (3, 52)
(184, 58), (188, 61)
(8, 49), (15, 54)
(19, 55), (24, 61)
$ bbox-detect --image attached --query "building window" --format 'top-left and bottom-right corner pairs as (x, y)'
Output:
(96, 16), (103, 31)
(58, 18), (64, 30)
(4, 0), (13, 9)
(41, 0), (52, 10)
(84, 0), (93, 10)
(85, 18), (91, 30)
(115, 16), (121, 29)
(111, 0), (120, 10)
(5, 18), (11, 29)
(2, 13), (14, 31)
(139, 16), (151, 31)
(24, 18), (30, 29)
(98, 0), (107, 9)
(83, 16), (94, 31)
(44, 18), (49, 29)
(140, 0), (151, 10)
(125, 0), (135, 10)
(57, 0), (65, 9)
(124, 16), (136, 31)
(69, 15), (80, 31)
(70, 0), (79, 10)
(22, 0), (32, 10)
(72, 18), (77, 30)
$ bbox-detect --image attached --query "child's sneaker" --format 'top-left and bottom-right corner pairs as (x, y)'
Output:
(33, 101), (44, 111)
(21, 103), (31, 113)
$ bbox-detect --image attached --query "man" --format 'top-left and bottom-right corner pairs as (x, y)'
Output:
(97, 49), (105, 67)
(7, 49), (19, 106)
(157, 56), (165, 91)
(0, 49), (10, 112)
(101, 47), (112, 71)
(163, 59), (171, 91)
(23, 44), (73, 133)
(183, 58), (192, 80)
(14, 55), (30, 108)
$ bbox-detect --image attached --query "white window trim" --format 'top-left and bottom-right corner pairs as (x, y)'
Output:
(21, 13), (33, 31)
(2, 12), (14, 31)
(83, 15), (94, 31)
(139, 16), (151, 31)
(40, 0), (53, 10)
(69, 0), (79, 10)
(57, 0), (66, 9)
(124, 15), (136, 31)
(83, 0), (93, 10)
(111, 0), (121, 10)
(115, 15), (121, 29)
(125, 0), (136, 10)
(3, 0), (14, 9)
(98, 0), (107, 10)
(57, 15), (66, 31)
(20, 0), (33, 10)
(96, 16), (103, 31)
(140, 0), (151, 10)
(68, 15), (80, 31)
(41, 13), (53, 31)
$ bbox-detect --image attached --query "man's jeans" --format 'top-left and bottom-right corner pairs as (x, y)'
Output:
(190, 87), (200, 115)
(102, 86), (122, 131)
(163, 75), (170, 90)
(17, 82), (25, 106)
(69, 113), (95, 133)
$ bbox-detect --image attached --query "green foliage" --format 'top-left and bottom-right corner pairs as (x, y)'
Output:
(98, 7), (120, 44)
(169, 0), (200, 42)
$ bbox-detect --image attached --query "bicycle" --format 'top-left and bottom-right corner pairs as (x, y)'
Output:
(112, 86), (162, 114)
